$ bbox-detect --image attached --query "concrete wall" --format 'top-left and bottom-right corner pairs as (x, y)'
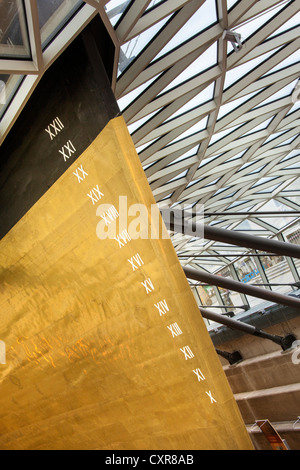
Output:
(210, 309), (300, 450)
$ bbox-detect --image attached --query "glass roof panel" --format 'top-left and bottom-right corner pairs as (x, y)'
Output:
(168, 146), (199, 165)
(118, 14), (172, 75)
(217, 91), (262, 120)
(224, 48), (281, 90)
(158, 43), (218, 96)
(227, 0), (239, 9)
(231, 1), (291, 41)
(0, 73), (23, 119)
(153, 0), (217, 61)
(146, 0), (165, 11)
(127, 110), (159, 134)
(263, 49), (300, 76)
(168, 117), (208, 145)
(0, 0), (30, 58)
(242, 117), (273, 136)
(165, 82), (215, 121)
(117, 74), (161, 111)
(104, 0), (131, 26)
(267, 10), (300, 39)
(37, 0), (84, 50)
(253, 80), (299, 108)
(209, 124), (241, 145)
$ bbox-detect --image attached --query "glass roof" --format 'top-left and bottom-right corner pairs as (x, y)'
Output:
(0, 0), (30, 58)
(0, 0), (300, 309)
(37, 0), (84, 49)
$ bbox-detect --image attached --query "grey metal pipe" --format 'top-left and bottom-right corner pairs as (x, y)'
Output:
(200, 307), (296, 351)
(203, 223), (300, 259)
(162, 210), (300, 259)
(184, 266), (300, 310)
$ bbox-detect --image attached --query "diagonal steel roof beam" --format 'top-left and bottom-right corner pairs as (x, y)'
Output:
(140, 128), (210, 165)
(115, 0), (152, 43)
(121, 22), (222, 97)
(133, 100), (216, 147)
(199, 174), (297, 213)
(24, 0), (44, 73)
(138, 36), (298, 198)
(171, 1), (228, 204)
(136, 105), (209, 157)
(236, 0), (294, 26)
(0, 59), (38, 74)
(223, 39), (300, 103)
(144, 142), (200, 178)
(125, 64), (221, 124)
(217, 91), (298, 133)
(121, 0), (259, 120)
(125, 0), (192, 42)
(181, 159), (299, 207)
(123, 44), (219, 124)
(230, 25), (300, 68)
(227, 0), (298, 70)
(149, 156), (199, 189)
(227, 0), (265, 28)
(116, 0), (205, 98)
(0, 2), (98, 146)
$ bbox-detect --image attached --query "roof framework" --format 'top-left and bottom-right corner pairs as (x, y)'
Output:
(0, 0), (300, 296)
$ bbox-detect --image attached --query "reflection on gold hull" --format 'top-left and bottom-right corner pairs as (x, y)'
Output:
(0, 117), (253, 450)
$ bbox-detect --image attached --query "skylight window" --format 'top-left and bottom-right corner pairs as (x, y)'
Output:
(253, 80), (299, 108)
(231, 1), (290, 43)
(224, 48), (281, 90)
(153, 0), (217, 61)
(119, 14), (172, 76)
(128, 110), (160, 134)
(0, 0), (30, 58)
(267, 10), (300, 39)
(0, 74), (24, 120)
(105, 0), (131, 26)
(146, 0), (166, 11)
(275, 135), (297, 147)
(209, 125), (241, 145)
(165, 83), (215, 121)
(167, 117), (208, 145)
(264, 50), (300, 76)
(217, 91), (263, 120)
(117, 74), (161, 111)
(242, 117), (273, 136)
(227, 0), (240, 11)
(168, 146), (199, 166)
(37, 0), (84, 49)
(159, 44), (218, 97)
(263, 130), (288, 144)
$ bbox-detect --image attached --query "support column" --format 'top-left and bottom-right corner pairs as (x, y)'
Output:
(162, 210), (300, 259)
(184, 266), (300, 310)
(200, 307), (297, 351)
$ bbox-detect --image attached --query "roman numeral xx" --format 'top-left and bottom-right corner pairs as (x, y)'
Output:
(73, 165), (88, 183)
